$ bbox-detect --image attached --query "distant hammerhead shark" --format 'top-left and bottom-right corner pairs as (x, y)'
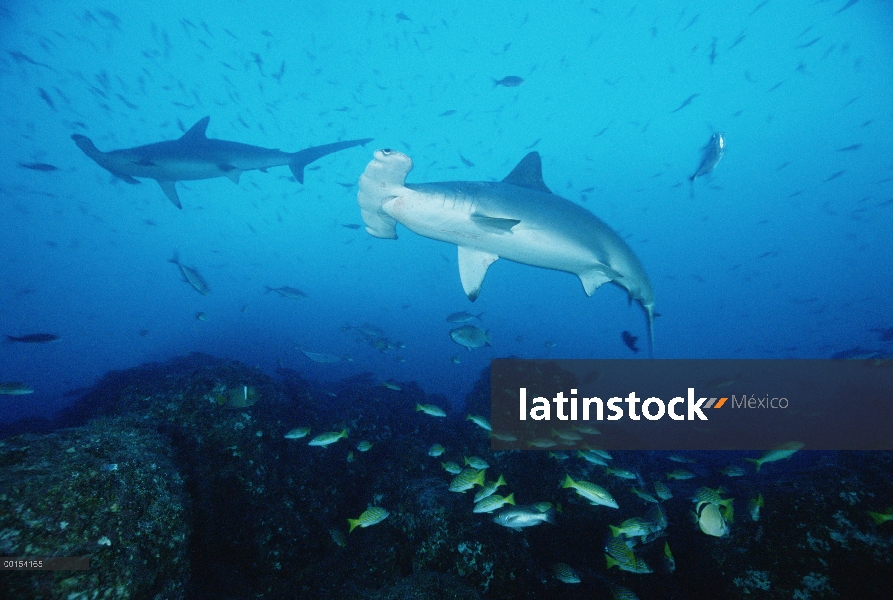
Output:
(72, 116), (372, 208)
(358, 149), (656, 353)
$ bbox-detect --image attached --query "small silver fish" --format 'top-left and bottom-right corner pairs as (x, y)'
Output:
(493, 76), (524, 87)
(690, 133), (725, 183)
(450, 325), (491, 350)
(300, 349), (342, 363)
(446, 311), (483, 323)
(493, 505), (556, 530)
(265, 286), (308, 299)
(0, 381), (34, 395)
(168, 253), (210, 295)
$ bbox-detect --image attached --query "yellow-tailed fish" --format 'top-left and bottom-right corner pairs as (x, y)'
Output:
(416, 403), (446, 417)
(745, 441), (804, 472)
(464, 456), (490, 470)
(552, 562), (580, 584)
(441, 461), (462, 474)
(663, 542), (675, 573)
(449, 468), (486, 492)
(749, 494), (764, 521)
(562, 474), (618, 508)
(474, 474), (507, 503)
(308, 428), (348, 447)
(284, 427), (311, 439)
(347, 506), (390, 532)
(867, 507), (893, 525)
(472, 493), (515, 513)
(466, 414), (492, 431)
(428, 444), (446, 457)
(653, 481), (673, 501)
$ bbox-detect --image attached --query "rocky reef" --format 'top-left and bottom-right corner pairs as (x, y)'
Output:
(1, 353), (892, 599)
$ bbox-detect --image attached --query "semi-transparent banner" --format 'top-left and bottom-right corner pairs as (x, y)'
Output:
(490, 359), (893, 451)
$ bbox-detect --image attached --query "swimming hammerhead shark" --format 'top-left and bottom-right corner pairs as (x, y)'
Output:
(72, 116), (372, 208)
(358, 149), (655, 354)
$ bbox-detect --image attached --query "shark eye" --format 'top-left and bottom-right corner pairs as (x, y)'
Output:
(381, 149), (392, 155)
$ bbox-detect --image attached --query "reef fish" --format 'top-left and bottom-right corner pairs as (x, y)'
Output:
(6, 333), (59, 343)
(745, 441), (804, 472)
(695, 501), (730, 537)
(308, 429), (348, 447)
(169, 253), (210, 295)
(493, 76), (524, 87)
(347, 506), (389, 532)
(450, 325), (491, 350)
(0, 382), (34, 395)
(493, 505), (556, 530)
(690, 133), (725, 183)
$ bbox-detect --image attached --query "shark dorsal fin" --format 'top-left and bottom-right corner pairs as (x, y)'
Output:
(180, 117), (210, 141)
(502, 152), (551, 194)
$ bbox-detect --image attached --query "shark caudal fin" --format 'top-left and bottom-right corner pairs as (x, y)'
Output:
(288, 138), (374, 183)
(71, 134), (141, 185)
(357, 149), (413, 239)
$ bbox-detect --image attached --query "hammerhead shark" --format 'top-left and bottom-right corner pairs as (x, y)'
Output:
(72, 117), (372, 208)
(358, 149), (655, 354)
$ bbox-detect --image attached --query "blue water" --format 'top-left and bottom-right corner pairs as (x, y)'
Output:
(1, 0), (892, 427)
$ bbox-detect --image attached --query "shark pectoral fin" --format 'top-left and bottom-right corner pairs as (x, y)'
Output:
(156, 179), (182, 209)
(578, 266), (620, 296)
(502, 152), (552, 194)
(458, 246), (499, 301)
(470, 214), (520, 234)
(218, 164), (242, 183)
(111, 171), (140, 184)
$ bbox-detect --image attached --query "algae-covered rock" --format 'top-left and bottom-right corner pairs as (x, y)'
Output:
(0, 417), (191, 599)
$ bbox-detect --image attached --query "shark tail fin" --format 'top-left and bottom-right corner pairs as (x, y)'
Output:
(289, 138), (374, 183)
(71, 134), (102, 159)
